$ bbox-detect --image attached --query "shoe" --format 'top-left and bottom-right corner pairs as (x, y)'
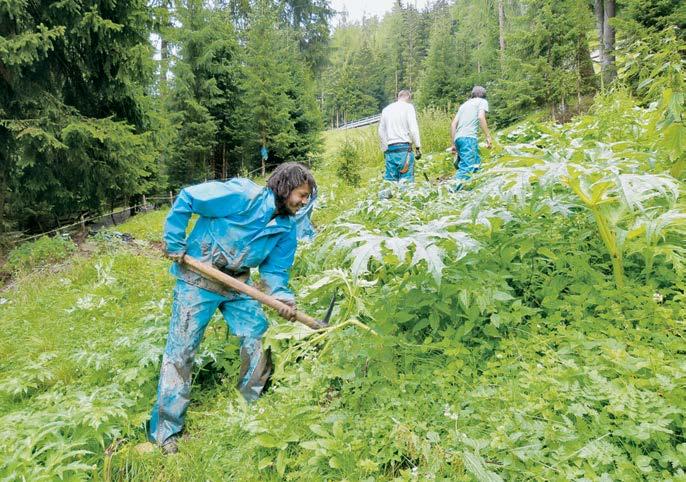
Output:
(161, 436), (179, 455)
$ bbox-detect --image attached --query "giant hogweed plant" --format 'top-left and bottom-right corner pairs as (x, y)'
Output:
(472, 129), (684, 289)
(311, 155), (682, 293)
(110, 72), (685, 479)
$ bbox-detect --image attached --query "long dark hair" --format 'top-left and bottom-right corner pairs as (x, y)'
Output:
(266, 162), (317, 212)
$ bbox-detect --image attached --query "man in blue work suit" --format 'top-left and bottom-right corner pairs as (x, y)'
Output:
(148, 162), (317, 454)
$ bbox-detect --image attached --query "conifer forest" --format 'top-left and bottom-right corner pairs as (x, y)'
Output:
(1, 0), (685, 480)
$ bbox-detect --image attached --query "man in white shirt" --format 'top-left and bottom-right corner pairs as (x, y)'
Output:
(378, 90), (422, 182)
(450, 85), (493, 182)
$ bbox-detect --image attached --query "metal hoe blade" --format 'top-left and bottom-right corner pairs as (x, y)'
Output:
(318, 291), (337, 327)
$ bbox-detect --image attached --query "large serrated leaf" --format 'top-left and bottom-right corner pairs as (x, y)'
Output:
(463, 451), (504, 482)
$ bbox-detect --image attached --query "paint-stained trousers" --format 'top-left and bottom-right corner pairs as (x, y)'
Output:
(148, 280), (271, 445)
(454, 137), (481, 181)
(384, 143), (415, 182)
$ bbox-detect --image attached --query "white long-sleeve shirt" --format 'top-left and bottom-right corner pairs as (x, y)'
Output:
(378, 100), (421, 152)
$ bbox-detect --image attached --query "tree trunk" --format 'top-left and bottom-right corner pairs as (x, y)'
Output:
(0, 165), (7, 233)
(602, 0), (616, 83)
(593, 0), (605, 88)
(594, 0), (616, 87)
(158, 0), (172, 94)
(498, 0), (506, 63)
(160, 37), (169, 90)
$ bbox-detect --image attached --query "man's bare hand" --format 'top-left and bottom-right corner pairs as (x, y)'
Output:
(165, 251), (185, 263)
(450, 145), (457, 154)
(486, 136), (493, 149)
(276, 299), (297, 320)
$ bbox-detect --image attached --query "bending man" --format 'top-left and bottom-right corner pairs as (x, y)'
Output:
(148, 162), (316, 454)
(378, 89), (422, 183)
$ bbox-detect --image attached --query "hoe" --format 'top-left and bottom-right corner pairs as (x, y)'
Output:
(182, 254), (335, 330)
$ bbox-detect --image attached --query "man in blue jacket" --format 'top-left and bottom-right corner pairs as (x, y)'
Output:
(148, 162), (317, 453)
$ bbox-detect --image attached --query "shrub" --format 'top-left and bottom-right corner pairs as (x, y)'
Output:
(335, 139), (362, 187)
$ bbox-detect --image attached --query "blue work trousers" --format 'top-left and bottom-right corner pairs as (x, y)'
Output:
(454, 137), (481, 181)
(148, 280), (271, 445)
(384, 143), (415, 182)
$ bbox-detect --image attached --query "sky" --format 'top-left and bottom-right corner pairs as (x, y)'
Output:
(329, 0), (432, 24)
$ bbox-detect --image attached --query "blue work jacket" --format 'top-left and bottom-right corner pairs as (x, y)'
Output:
(163, 178), (306, 301)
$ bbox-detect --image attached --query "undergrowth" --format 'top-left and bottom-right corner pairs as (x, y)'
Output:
(0, 36), (684, 481)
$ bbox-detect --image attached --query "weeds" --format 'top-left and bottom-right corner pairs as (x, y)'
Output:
(2, 235), (76, 277)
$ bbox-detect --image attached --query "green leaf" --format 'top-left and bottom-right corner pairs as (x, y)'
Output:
(254, 434), (287, 449)
(300, 440), (320, 451)
(493, 291), (514, 302)
(482, 323), (500, 338)
(463, 451), (504, 482)
(276, 450), (287, 476)
(308, 424), (331, 438)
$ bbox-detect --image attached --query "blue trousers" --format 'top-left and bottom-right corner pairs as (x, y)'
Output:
(454, 137), (481, 181)
(148, 280), (270, 445)
(384, 144), (415, 182)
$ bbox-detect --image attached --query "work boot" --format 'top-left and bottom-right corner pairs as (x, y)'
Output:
(160, 435), (179, 455)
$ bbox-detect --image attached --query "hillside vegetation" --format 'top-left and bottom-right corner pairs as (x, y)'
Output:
(1, 67), (685, 480)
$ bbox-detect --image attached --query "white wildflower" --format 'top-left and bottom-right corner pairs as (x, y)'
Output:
(444, 404), (459, 421)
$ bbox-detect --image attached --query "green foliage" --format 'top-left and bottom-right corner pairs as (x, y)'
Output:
(0, 233), (173, 480)
(335, 138), (362, 187)
(494, 0), (596, 124)
(278, 0), (334, 71)
(0, 0), (161, 233)
(321, 0), (600, 128)
(164, 1), (242, 187)
(615, 0), (686, 39)
(239, 0), (322, 171)
(320, 1), (430, 125)
(618, 27), (686, 178)
(2, 235), (76, 276)
(416, 107), (454, 154)
(417, 13), (461, 108)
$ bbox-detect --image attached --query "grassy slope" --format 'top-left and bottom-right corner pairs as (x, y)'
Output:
(0, 122), (393, 480)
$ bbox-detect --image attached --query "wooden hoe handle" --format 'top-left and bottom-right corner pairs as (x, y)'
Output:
(182, 255), (324, 330)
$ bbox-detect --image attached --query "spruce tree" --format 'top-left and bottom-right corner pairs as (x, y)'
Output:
(0, 0), (159, 232)
(418, 14), (460, 108)
(165, 0), (241, 188)
(240, 1), (320, 174)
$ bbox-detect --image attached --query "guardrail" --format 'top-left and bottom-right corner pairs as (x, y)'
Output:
(337, 114), (381, 130)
